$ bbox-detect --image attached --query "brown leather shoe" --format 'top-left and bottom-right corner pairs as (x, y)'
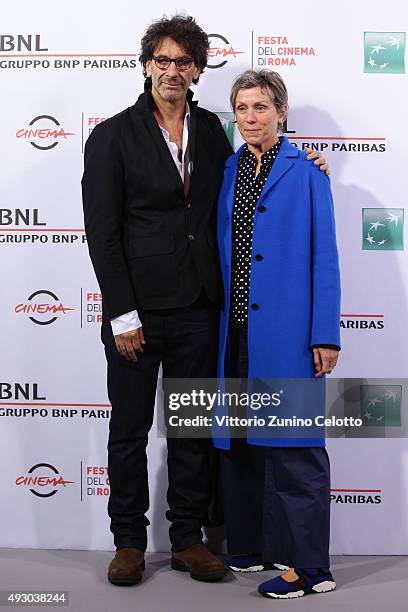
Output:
(171, 544), (227, 582)
(107, 548), (145, 586)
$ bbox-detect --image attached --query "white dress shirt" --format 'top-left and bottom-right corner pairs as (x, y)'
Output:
(110, 106), (191, 336)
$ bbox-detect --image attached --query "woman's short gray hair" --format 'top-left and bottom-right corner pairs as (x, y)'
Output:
(230, 69), (289, 131)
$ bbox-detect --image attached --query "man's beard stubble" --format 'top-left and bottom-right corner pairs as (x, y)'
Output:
(156, 76), (187, 102)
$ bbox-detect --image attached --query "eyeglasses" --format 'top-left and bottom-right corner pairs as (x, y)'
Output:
(152, 55), (194, 71)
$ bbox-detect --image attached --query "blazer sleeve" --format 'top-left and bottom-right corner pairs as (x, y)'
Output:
(309, 168), (341, 348)
(81, 123), (138, 319)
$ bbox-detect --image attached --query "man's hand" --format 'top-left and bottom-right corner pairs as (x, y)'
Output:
(305, 147), (330, 176)
(114, 327), (145, 362)
(313, 347), (339, 377)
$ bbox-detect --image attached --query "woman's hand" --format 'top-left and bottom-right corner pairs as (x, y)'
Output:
(313, 347), (339, 377)
(305, 148), (330, 175)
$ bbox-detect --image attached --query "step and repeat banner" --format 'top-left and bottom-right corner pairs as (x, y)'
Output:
(1, 0), (407, 553)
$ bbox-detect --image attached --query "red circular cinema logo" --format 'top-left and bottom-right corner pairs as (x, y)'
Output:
(207, 34), (244, 69)
(16, 115), (75, 150)
(15, 289), (74, 325)
(16, 463), (74, 498)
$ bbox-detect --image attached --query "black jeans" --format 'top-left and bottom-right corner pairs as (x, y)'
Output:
(102, 295), (218, 552)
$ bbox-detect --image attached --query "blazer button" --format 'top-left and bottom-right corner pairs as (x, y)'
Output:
(258, 205), (266, 213)
(188, 234), (195, 241)
(255, 254), (263, 261)
(251, 303), (260, 311)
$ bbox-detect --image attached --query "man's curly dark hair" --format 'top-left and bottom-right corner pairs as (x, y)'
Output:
(139, 14), (209, 84)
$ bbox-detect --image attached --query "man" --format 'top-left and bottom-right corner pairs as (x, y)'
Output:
(82, 14), (329, 586)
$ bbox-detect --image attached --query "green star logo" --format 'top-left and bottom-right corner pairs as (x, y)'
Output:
(216, 112), (236, 149)
(360, 385), (402, 426)
(362, 208), (404, 250)
(364, 32), (405, 73)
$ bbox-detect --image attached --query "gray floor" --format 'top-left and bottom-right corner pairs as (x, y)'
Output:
(0, 550), (407, 612)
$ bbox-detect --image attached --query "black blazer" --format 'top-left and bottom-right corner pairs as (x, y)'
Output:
(82, 85), (233, 319)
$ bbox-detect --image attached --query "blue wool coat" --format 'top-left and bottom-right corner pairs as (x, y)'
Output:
(214, 137), (341, 450)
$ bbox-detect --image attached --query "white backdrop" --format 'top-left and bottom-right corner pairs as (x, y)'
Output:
(1, 0), (407, 554)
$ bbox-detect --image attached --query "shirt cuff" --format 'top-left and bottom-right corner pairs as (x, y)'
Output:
(111, 310), (142, 336)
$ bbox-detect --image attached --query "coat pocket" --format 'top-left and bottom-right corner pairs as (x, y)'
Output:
(126, 234), (178, 303)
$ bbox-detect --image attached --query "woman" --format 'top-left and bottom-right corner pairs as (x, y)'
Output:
(215, 70), (341, 599)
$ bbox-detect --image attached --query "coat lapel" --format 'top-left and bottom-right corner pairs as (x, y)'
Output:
(141, 110), (184, 192)
(224, 145), (244, 220)
(134, 85), (196, 195)
(187, 107), (201, 198)
(223, 138), (299, 219)
(258, 136), (298, 202)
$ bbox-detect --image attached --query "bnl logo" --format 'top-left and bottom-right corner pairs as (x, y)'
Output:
(216, 112), (237, 149)
(364, 32), (405, 73)
(362, 208), (404, 250)
(360, 385), (402, 426)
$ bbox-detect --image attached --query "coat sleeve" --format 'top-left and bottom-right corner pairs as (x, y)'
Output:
(309, 168), (341, 348)
(81, 123), (138, 320)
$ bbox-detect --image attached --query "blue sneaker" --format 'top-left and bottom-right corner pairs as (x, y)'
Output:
(225, 554), (289, 573)
(258, 568), (336, 599)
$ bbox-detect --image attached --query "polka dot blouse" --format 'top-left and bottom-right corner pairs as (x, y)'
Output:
(230, 138), (282, 325)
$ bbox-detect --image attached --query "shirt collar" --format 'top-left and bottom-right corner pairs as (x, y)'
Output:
(242, 136), (282, 162)
(158, 102), (190, 140)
